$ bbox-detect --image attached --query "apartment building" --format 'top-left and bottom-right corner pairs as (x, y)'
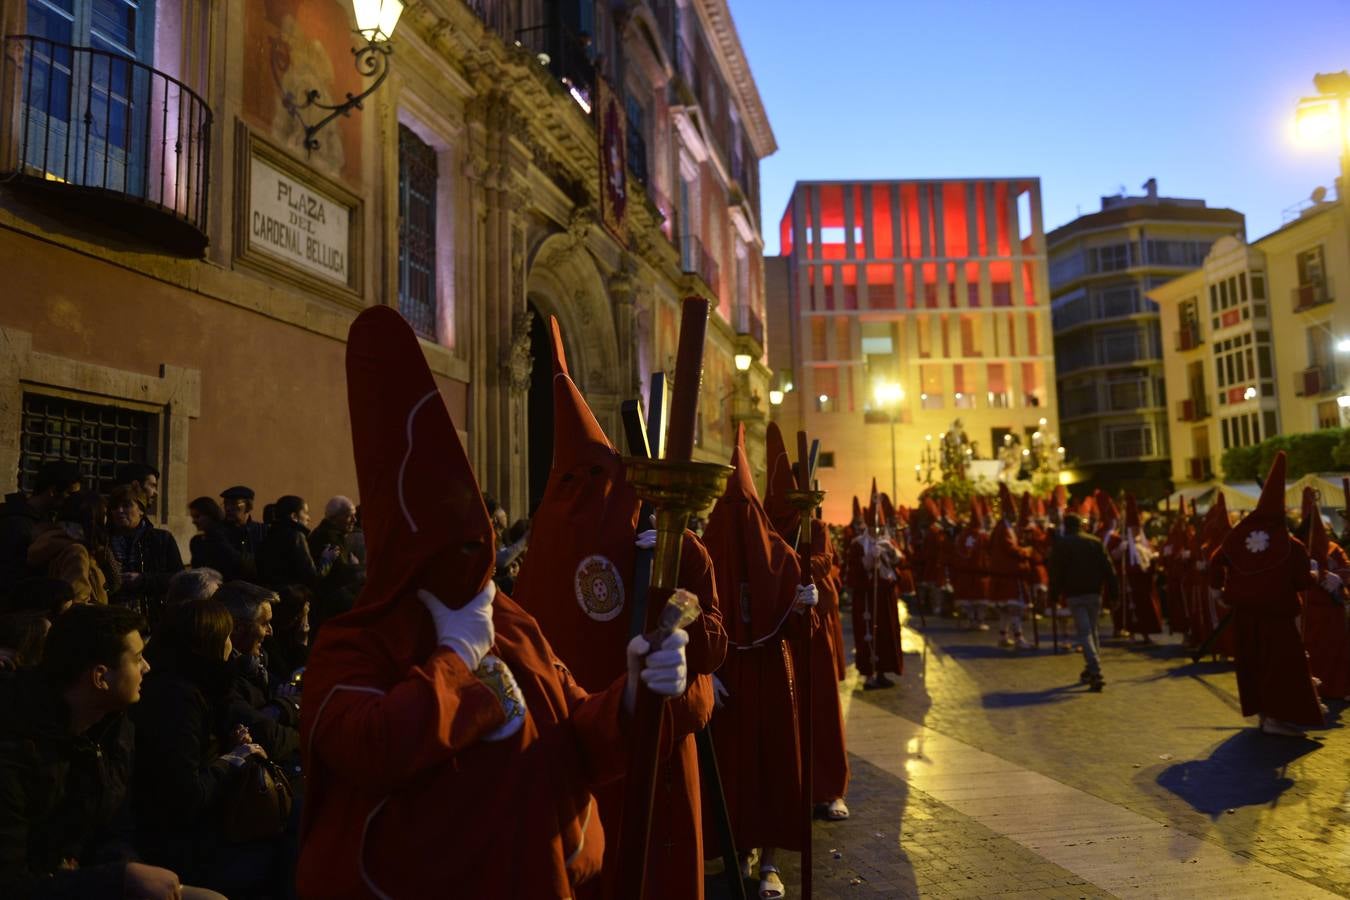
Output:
(1048, 182), (1243, 498)
(1152, 192), (1350, 487)
(766, 178), (1056, 519)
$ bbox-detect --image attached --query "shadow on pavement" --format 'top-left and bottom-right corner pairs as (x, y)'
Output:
(981, 683), (1088, 708)
(1155, 728), (1322, 818)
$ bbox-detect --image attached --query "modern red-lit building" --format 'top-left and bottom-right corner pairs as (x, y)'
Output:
(765, 179), (1059, 518)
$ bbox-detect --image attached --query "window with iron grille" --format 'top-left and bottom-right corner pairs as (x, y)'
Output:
(397, 124), (438, 340)
(18, 392), (156, 496)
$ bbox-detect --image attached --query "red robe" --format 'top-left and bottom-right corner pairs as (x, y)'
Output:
(1161, 524), (1193, 635)
(1304, 542), (1350, 700)
(1116, 535), (1163, 636)
(948, 527), (988, 602)
(919, 523), (947, 586)
(299, 594), (628, 899)
(701, 446), (804, 853)
(1210, 539), (1322, 726)
(802, 522), (850, 803)
(986, 519), (1029, 603)
(846, 535), (903, 676)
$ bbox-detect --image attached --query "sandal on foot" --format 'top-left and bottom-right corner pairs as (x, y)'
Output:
(759, 865), (785, 899)
(825, 797), (850, 820)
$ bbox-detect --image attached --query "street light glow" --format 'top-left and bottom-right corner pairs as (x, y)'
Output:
(874, 381), (904, 406)
(1038, 417), (1047, 427)
(769, 389), (784, 406)
(1243, 386), (1258, 400)
(1295, 99), (1340, 147)
(818, 394), (829, 404)
(1337, 338), (1350, 353)
(734, 353), (753, 371)
(1338, 395), (1350, 408)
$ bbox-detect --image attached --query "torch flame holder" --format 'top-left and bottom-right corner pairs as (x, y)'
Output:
(623, 458), (732, 595)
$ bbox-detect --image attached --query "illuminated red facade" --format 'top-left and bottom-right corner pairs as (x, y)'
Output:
(766, 179), (1058, 515)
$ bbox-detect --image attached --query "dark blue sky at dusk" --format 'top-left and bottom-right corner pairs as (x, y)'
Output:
(731, 0), (1350, 254)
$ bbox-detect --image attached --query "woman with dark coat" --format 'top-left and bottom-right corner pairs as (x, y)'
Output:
(108, 485), (183, 625)
(187, 497), (243, 581)
(257, 496), (334, 591)
(131, 597), (276, 895)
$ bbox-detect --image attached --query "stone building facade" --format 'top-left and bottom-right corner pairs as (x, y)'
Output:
(0, 0), (775, 545)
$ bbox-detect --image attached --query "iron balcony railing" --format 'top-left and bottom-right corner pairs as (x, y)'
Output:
(1292, 277), (1333, 312)
(735, 306), (764, 347)
(1, 35), (212, 238)
(514, 23), (595, 110)
(1175, 324), (1202, 351)
(680, 233), (719, 298)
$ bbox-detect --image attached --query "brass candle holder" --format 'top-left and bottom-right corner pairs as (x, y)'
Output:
(783, 487), (826, 529)
(623, 457), (732, 594)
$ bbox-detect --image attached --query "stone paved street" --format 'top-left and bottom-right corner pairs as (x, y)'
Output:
(708, 602), (1350, 899)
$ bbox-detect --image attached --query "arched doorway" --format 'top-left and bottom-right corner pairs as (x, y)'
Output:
(526, 300), (553, 514)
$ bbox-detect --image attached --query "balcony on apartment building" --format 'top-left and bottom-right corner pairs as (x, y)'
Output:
(735, 305), (765, 350)
(1292, 277), (1334, 313)
(514, 21), (596, 109)
(680, 233), (720, 299)
(1177, 396), (1210, 422)
(1296, 365), (1337, 397)
(1175, 323), (1203, 351)
(0, 35), (213, 254)
(1188, 456), (1213, 481)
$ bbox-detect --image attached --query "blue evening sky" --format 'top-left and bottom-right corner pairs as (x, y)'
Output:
(733, 0), (1350, 254)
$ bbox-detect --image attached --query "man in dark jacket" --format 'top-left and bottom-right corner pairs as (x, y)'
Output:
(1048, 513), (1119, 691)
(218, 488), (267, 581)
(0, 604), (219, 899)
(0, 462), (82, 595)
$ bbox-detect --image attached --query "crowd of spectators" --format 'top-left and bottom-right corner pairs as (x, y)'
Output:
(0, 460), (379, 899)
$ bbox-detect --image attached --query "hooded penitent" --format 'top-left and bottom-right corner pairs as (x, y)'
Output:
(701, 424), (804, 851)
(845, 479), (903, 679)
(1299, 488), (1350, 698)
(511, 317), (725, 900)
(1210, 451), (1322, 726)
(763, 422), (802, 542)
(299, 306), (630, 899)
(1119, 493), (1162, 635)
(511, 317), (639, 691)
(1018, 491), (1033, 530)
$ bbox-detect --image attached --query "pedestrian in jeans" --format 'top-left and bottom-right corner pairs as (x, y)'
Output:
(1048, 513), (1119, 691)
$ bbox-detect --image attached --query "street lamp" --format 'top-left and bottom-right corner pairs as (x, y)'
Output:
(734, 353), (753, 372)
(1296, 73), (1350, 291)
(286, 0), (404, 153)
(873, 381), (905, 499)
(769, 389), (784, 406)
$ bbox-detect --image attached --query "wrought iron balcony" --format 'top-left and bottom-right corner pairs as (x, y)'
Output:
(1292, 277), (1333, 312)
(514, 23), (595, 111)
(680, 233), (719, 299)
(735, 306), (764, 348)
(1175, 324), (1202, 351)
(1296, 365), (1336, 397)
(1, 35), (213, 252)
(1177, 396), (1209, 422)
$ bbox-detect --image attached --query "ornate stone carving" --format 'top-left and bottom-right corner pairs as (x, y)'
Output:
(507, 308), (535, 394)
(567, 205), (597, 246)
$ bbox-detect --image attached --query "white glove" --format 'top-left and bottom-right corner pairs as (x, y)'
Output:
(712, 673), (730, 709)
(636, 529), (658, 550)
(624, 628), (690, 714)
(418, 581), (496, 671)
(476, 654), (527, 742)
(1322, 572), (1343, 594)
(794, 583), (819, 613)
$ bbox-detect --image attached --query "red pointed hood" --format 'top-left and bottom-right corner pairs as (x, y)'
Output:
(1018, 491), (1032, 528)
(1097, 493), (1120, 530)
(1052, 484), (1067, 511)
(865, 478), (880, 530)
(997, 482), (1016, 523)
(1201, 492), (1231, 549)
(345, 305), (494, 613)
(851, 495), (863, 525)
(763, 422), (800, 541)
(941, 495), (955, 521)
(1125, 493), (1141, 531)
(879, 493), (897, 532)
(510, 317), (640, 690)
(703, 424), (802, 644)
(1222, 452), (1289, 572)
(922, 497), (940, 520)
(967, 494), (983, 531)
(1301, 485), (1330, 567)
